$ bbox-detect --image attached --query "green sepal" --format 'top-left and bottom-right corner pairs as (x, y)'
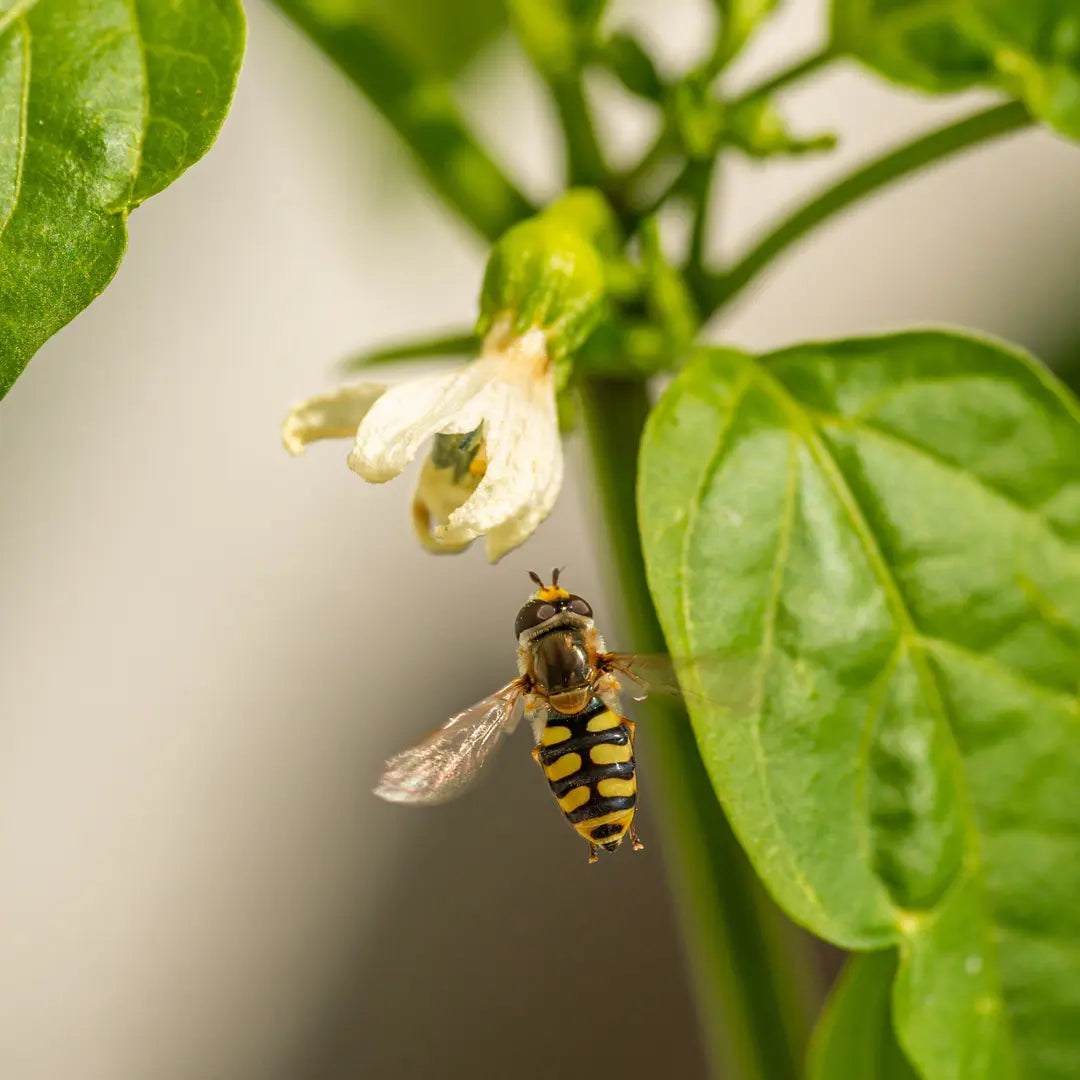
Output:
(477, 189), (619, 360)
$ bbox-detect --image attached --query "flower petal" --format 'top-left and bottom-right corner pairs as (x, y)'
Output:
(411, 453), (485, 554)
(347, 361), (495, 483)
(281, 383), (386, 455)
(439, 366), (561, 544)
(483, 436), (563, 561)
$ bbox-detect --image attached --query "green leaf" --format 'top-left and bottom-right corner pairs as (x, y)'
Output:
(831, 0), (994, 92)
(0, 0), (244, 401)
(639, 332), (1080, 1080)
(808, 951), (919, 1080)
(832, 0), (1080, 140)
(341, 328), (478, 372)
(977, 0), (1080, 141)
(271, 0), (533, 241)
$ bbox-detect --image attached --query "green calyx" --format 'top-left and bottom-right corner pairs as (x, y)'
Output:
(476, 189), (619, 361)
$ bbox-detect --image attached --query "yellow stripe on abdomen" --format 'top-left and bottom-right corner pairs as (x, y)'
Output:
(590, 742), (632, 765)
(544, 752), (582, 782)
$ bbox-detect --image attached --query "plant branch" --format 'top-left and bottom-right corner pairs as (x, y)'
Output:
(727, 47), (835, 109)
(687, 158), (718, 277)
(697, 100), (1034, 318)
(269, 0), (534, 242)
(579, 377), (821, 1080)
(549, 75), (610, 188)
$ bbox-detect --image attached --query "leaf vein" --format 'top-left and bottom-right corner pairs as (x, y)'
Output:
(821, 416), (1080, 553)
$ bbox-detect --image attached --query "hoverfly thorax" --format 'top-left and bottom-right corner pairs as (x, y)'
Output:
(516, 570), (600, 715)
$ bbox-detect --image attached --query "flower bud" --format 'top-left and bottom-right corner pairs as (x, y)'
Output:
(477, 190), (619, 361)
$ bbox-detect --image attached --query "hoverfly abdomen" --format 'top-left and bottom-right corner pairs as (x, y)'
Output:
(536, 697), (637, 855)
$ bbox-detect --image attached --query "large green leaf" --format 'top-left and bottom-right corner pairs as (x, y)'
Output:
(831, 0), (1080, 140)
(639, 333), (1080, 1079)
(808, 951), (919, 1080)
(0, 0), (245, 401)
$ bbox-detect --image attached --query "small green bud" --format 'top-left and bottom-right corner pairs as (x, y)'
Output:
(599, 33), (664, 101)
(477, 190), (619, 360)
(728, 98), (837, 158)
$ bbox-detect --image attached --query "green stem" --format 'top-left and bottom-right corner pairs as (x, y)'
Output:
(550, 76), (610, 188)
(268, 1), (534, 242)
(697, 100), (1033, 318)
(579, 377), (821, 1080)
(727, 47), (835, 108)
(687, 158), (717, 278)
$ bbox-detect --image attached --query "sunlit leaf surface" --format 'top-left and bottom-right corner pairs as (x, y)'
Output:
(640, 333), (1080, 1079)
(0, 0), (245, 400)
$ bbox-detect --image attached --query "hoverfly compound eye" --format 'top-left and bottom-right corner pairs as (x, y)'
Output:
(515, 600), (557, 638)
(568, 595), (593, 618)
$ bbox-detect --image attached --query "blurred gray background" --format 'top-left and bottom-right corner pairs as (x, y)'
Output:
(2, 1), (1080, 1078)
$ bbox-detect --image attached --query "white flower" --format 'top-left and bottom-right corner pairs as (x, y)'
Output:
(282, 321), (563, 562)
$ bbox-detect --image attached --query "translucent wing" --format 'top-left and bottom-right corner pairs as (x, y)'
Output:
(374, 678), (526, 805)
(600, 651), (761, 717)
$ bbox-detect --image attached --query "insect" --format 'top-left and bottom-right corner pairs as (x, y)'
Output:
(375, 568), (686, 863)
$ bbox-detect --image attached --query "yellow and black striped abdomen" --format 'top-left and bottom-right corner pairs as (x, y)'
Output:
(536, 697), (636, 852)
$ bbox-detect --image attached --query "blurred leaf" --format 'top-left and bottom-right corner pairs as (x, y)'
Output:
(341, 328), (478, 372)
(271, 0), (533, 241)
(302, 0), (505, 77)
(831, 0), (993, 92)
(640, 332), (1080, 1080)
(978, 0), (1080, 141)
(832, 0), (1080, 140)
(808, 951), (919, 1080)
(595, 31), (664, 101)
(0, 0), (244, 402)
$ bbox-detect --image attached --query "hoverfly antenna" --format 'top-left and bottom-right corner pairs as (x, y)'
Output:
(551, 567), (561, 587)
(528, 570), (545, 588)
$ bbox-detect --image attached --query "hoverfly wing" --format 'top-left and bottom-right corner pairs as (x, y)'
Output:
(601, 650), (761, 718)
(374, 678), (527, 805)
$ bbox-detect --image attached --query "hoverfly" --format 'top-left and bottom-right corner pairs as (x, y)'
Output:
(375, 568), (699, 863)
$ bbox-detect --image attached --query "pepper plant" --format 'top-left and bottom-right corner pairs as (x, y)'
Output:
(4, 2), (1080, 1078)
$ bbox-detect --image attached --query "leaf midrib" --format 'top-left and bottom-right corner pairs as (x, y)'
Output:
(0, 0), (38, 38)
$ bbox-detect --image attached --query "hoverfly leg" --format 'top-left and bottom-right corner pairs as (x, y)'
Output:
(629, 823), (645, 852)
(530, 745), (543, 768)
(622, 718), (636, 746)
(588, 843), (600, 865)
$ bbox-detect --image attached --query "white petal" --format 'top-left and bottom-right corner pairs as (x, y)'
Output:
(440, 367), (561, 542)
(347, 361), (495, 483)
(281, 382), (386, 455)
(411, 455), (483, 554)
(483, 436), (563, 561)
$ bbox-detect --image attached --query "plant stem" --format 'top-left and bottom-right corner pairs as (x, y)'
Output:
(579, 377), (821, 1080)
(549, 76), (610, 188)
(697, 100), (1033, 318)
(687, 158), (718, 278)
(268, 1), (534, 242)
(727, 47), (835, 108)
